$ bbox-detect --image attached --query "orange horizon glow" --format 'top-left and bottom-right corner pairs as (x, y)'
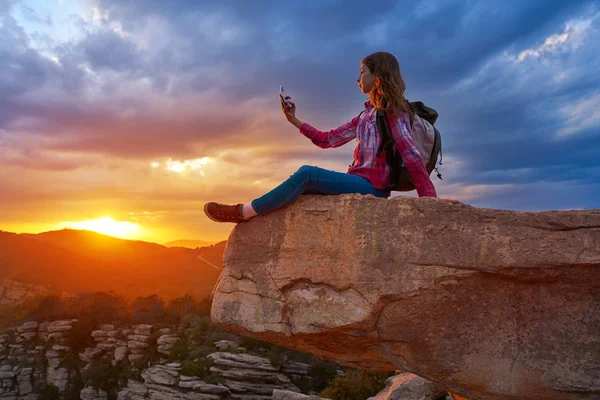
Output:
(1, 217), (228, 245)
(57, 216), (141, 240)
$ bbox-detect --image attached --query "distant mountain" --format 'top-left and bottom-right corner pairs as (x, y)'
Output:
(163, 239), (217, 249)
(0, 229), (227, 300)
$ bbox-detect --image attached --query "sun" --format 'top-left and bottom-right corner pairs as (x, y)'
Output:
(58, 216), (141, 239)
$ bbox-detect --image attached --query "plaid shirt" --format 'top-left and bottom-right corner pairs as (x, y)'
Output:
(299, 100), (437, 197)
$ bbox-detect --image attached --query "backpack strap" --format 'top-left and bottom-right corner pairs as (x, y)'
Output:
(375, 108), (403, 190)
(375, 109), (393, 157)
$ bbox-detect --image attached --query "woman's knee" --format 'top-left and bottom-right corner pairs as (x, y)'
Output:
(294, 165), (318, 178)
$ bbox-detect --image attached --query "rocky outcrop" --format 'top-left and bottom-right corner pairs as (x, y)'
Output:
(210, 194), (600, 400)
(0, 280), (52, 307)
(157, 328), (179, 356)
(214, 340), (238, 352)
(79, 323), (158, 367)
(126, 324), (152, 363)
(367, 373), (446, 400)
(81, 386), (108, 400)
(208, 352), (302, 399)
(81, 324), (125, 365)
(118, 352), (313, 400)
(272, 389), (329, 399)
(2, 317), (323, 400)
(0, 365), (37, 398)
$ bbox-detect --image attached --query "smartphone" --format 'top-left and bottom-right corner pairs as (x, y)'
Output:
(279, 85), (292, 107)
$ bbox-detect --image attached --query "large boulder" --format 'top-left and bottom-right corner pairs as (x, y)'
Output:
(210, 194), (600, 400)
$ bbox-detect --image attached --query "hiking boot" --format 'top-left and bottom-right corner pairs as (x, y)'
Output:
(203, 202), (247, 223)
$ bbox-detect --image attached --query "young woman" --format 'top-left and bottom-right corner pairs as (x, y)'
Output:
(204, 52), (455, 223)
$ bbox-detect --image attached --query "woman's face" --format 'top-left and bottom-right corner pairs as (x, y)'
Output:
(357, 62), (376, 94)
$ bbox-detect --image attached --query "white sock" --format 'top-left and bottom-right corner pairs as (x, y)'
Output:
(242, 203), (258, 220)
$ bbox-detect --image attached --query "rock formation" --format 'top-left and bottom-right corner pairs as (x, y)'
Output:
(367, 373), (445, 400)
(207, 352), (304, 398)
(210, 194), (600, 400)
(0, 319), (77, 397)
(1, 318), (320, 400)
(119, 362), (232, 399)
(272, 389), (329, 399)
(0, 280), (52, 307)
(81, 386), (108, 400)
(117, 352), (314, 400)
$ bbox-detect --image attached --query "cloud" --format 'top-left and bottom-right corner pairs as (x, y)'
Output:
(1, 0), (599, 243)
(430, 6), (600, 190)
(78, 29), (140, 72)
(558, 91), (600, 137)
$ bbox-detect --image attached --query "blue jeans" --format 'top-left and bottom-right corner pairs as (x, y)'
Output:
(251, 165), (389, 216)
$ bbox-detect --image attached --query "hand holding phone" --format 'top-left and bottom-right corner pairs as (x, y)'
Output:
(279, 85), (292, 108)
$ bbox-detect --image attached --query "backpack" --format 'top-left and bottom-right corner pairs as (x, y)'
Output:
(373, 100), (443, 192)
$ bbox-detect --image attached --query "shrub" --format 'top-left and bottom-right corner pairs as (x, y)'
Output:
(167, 294), (199, 321)
(130, 294), (167, 324)
(168, 339), (190, 362)
(134, 357), (149, 371)
(310, 362), (338, 392)
(38, 383), (60, 400)
(189, 344), (216, 360)
(204, 373), (225, 385)
(291, 376), (312, 394)
(181, 361), (202, 377)
(196, 296), (212, 316)
(189, 324), (208, 343)
(286, 349), (314, 364)
(319, 369), (393, 400)
(148, 330), (162, 346)
(195, 357), (214, 379)
(265, 346), (283, 366)
(68, 318), (97, 354)
(238, 335), (266, 351)
(62, 375), (84, 400)
(25, 295), (66, 322)
(82, 359), (125, 393)
(61, 351), (83, 371)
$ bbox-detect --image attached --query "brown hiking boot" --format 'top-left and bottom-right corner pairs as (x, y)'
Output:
(203, 202), (247, 223)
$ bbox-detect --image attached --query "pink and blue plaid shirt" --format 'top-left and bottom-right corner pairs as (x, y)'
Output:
(299, 100), (437, 197)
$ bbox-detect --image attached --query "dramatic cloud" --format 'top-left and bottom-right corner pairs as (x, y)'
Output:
(1, 0), (598, 242)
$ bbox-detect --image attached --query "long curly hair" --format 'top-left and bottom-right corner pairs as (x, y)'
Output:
(361, 52), (412, 121)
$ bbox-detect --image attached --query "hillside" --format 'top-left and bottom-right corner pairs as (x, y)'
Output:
(0, 229), (226, 300)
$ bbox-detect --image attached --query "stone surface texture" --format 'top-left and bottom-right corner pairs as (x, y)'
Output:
(272, 389), (329, 399)
(211, 194), (600, 400)
(367, 373), (445, 400)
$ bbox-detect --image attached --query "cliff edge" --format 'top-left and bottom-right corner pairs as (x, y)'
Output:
(210, 194), (600, 400)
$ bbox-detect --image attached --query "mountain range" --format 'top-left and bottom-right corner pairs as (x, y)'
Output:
(0, 229), (226, 301)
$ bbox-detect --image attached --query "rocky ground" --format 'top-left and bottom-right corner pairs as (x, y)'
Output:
(0, 319), (334, 400)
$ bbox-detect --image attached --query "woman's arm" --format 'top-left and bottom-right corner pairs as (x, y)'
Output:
(283, 99), (358, 148)
(298, 118), (359, 149)
(388, 113), (437, 197)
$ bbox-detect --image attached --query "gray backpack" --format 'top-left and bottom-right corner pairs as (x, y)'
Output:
(369, 100), (443, 192)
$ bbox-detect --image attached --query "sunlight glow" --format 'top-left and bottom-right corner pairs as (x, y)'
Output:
(90, 7), (106, 21)
(58, 216), (140, 239)
(157, 157), (212, 174)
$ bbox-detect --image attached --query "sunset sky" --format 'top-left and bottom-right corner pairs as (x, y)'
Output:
(1, 0), (599, 244)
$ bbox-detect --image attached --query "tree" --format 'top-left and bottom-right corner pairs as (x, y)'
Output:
(130, 294), (167, 323)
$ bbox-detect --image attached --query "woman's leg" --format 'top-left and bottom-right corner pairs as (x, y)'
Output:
(251, 165), (388, 216)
